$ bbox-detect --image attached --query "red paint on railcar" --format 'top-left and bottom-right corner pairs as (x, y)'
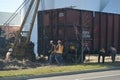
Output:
(37, 8), (120, 56)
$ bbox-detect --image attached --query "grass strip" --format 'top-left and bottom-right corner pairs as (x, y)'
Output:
(0, 62), (120, 78)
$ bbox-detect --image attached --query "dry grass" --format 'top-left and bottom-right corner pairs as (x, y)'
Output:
(0, 54), (120, 78)
(0, 64), (108, 78)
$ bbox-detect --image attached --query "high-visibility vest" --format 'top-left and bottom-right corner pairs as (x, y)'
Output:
(56, 45), (63, 54)
(70, 45), (75, 50)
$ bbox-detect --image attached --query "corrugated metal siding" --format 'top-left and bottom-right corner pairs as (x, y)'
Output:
(38, 8), (120, 55)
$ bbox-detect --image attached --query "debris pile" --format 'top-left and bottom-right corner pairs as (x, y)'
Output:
(0, 58), (47, 70)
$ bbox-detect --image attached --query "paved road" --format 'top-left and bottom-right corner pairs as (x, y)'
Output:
(28, 69), (120, 80)
(0, 68), (120, 80)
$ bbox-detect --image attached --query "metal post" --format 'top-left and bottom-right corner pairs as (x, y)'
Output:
(25, 0), (40, 43)
(81, 26), (84, 63)
(12, 0), (34, 51)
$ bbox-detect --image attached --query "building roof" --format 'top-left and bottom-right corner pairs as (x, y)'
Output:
(0, 12), (21, 26)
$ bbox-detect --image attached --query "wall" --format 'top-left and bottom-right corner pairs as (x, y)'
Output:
(102, 0), (120, 14)
(0, 12), (21, 26)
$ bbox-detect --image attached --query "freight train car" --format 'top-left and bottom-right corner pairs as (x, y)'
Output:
(37, 8), (120, 62)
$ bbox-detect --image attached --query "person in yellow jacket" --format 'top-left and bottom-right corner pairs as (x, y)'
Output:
(98, 48), (105, 63)
(55, 40), (64, 65)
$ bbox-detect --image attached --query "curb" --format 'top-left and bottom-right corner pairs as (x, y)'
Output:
(32, 67), (120, 78)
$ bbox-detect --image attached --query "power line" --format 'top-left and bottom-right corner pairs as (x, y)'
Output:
(3, 0), (29, 26)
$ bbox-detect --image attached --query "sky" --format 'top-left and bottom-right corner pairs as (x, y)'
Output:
(0, 0), (120, 14)
(0, 0), (100, 13)
(0, 0), (103, 13)
(0, 0), (23, 12)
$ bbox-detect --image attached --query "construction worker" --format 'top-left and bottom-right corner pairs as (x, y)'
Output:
(98, 48), (105, 63)
(5, 48), (13, 60)
(48, 40), (56, 64)
(68, 42), (76, 63)
(109, 46), (117, 63)
(55, 40), (64, 65)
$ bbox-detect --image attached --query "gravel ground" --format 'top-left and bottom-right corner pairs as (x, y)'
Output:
(0, 54), (120, 70)
(0, 58), (47, 70)
(85, 54), (120, 63)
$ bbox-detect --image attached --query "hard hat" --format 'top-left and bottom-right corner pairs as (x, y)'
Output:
(50, 40), (53, 43)
(8, 48), (13, 52)
(57, 40), (61, 43)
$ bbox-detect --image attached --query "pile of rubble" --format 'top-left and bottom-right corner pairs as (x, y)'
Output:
(0, 58), (48, 70)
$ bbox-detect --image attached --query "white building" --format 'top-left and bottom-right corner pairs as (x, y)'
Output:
(0, 12), (21, 26)
(102, 0), (120, 14)
(55, 0), (120, 14)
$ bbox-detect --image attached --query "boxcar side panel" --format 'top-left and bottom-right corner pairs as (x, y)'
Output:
(114, 15), (119, 49)
(100, 13), (107, 49)
(119, 16), (120, 50)
(81, 11), (93, 50)
(94, 13), (100, 50)
(37, 8), (120, 56)
(107, 14), (113, 48)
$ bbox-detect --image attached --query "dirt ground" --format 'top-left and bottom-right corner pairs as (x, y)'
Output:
(0, 57), (47, 70)
(0, 54), (120, 70)
(85, 54), (120, 63)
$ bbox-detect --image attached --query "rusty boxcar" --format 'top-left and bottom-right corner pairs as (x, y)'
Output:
(37, 8), (120, 60)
